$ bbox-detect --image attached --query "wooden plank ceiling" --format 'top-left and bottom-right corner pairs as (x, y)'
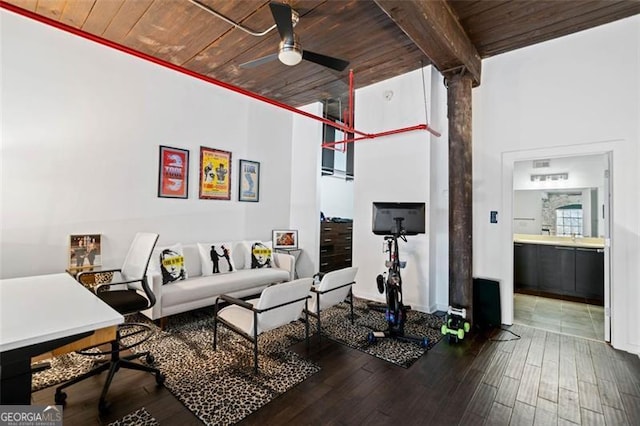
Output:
(4, 0), (640, 119)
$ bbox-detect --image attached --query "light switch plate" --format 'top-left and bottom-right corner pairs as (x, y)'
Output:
(490, 211), (498, 224)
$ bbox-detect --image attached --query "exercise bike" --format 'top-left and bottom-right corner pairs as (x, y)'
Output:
(367, 217), (429, 348)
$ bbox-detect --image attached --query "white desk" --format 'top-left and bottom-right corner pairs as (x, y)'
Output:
(0, 273), (123, 404)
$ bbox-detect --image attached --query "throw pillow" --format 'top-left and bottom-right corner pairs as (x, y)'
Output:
(197, 242), (235, 276)
(154, 243), (188, 285)
(243, 241), (273, 269)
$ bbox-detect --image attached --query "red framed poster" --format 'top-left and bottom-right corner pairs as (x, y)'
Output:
(199, 147), (232, 200)
(158, 146), (189, 198)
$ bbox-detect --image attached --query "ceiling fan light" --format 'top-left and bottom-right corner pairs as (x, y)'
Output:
(279, 49), (302, 66)
(278, 36), (303, 66)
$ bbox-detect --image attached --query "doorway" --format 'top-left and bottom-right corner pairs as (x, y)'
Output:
(511, 153), (610, 341)
(319, 112), (355, 274)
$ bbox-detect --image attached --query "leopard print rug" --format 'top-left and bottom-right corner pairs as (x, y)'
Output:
(108, 407), (158, 426)
(135, 311), (319, 426)
(315, 297), (445, 368)
(33, 298), (444, 424)
(34, 310), (319, 425)
(32, 348), (107, 392)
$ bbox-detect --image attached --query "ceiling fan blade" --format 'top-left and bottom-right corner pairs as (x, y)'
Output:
(302, 50), (350, 72)
(269, 2), (294, 41)
(239, 53), (279, 69)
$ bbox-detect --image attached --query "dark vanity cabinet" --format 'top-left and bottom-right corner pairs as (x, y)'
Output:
(514, 243), (538, 290)
(575, 247), (605, 301)
(538, 245), (575, 295)
(514, 242), (604, 304)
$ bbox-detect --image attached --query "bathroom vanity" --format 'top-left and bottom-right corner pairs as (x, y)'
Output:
(513, 234), (605, 305)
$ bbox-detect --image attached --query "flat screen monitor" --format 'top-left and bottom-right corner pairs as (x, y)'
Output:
(372, 202), (426, 236)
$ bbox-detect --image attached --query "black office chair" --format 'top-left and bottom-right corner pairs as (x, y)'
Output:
(55, 232), (165, 413)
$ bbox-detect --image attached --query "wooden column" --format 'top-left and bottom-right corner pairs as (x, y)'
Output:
(447, 73), (474, 322)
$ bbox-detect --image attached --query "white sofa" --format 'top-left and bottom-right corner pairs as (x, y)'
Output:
(141, 242), (294, 322)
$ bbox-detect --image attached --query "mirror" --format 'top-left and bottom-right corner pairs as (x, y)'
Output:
(513, 188), (600, 237)
(513, 154), (608, 238)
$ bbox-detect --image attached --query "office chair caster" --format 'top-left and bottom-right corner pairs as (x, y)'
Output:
(420, 337), (429, 348)
(156, 372), (166, 385)
(367, 332), (377, 344)
(54, 390), (67, 406)
(145, 353), (155, 364)
(99, 399), (111, 414)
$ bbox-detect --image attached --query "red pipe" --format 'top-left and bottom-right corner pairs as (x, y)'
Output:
(322, 66), (441, 149)
(339, 69), (354, 151)
(322, 124), (442, 148)
(1, 2), (440, 143)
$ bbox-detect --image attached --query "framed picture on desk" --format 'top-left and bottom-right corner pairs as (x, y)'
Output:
(272, 229), (298, 250)
(69, 234), (102, 271)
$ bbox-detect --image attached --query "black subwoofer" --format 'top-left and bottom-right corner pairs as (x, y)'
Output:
(473, 278), (501, 330)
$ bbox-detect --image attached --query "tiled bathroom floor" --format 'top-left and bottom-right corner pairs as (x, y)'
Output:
(513, 293), (605, 340)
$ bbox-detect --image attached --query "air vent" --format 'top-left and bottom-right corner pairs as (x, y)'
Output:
(533, 159), (551, 168)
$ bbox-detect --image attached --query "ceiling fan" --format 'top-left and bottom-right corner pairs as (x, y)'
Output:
(240, 2), (349, 72)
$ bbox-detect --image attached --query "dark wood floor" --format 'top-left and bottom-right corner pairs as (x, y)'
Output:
(32, 324), (640, 425)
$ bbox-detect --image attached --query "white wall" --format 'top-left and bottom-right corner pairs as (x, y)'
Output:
(428, 72), (450, 312)
(290, 103), (323, 278)
(473, 16), (640, 354)
(320, 176), (354, 219)
(352, 66), (441, 313)
(0, 10), (293, 278)
(513, 191), (544, 235)
(513, 154), (608, 191)
(244, 104), (294, 238)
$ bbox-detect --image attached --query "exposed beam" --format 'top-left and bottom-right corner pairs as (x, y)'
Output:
(375, 0), (481, 86)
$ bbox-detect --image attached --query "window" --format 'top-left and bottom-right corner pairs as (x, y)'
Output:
(556, 204), (583, 236)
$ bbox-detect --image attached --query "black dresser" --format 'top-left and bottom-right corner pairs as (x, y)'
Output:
(319, 222), (353, 273)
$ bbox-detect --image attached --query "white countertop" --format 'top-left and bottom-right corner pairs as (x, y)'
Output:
(513, 234), (605, 249)
(0, 273), (123, 352)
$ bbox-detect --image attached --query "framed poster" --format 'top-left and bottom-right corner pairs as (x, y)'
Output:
(239, 159), (260, 202)
(199, 147), (232, 200)
(158, 146), (189, 198)
(272, 229), (298, 250)
(69, 234), (102, 271)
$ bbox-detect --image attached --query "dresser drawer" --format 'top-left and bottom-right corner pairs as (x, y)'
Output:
(319, 222), (353, 273)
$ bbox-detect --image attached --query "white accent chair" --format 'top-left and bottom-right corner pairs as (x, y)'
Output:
(213, 277), (313, 372)
(306, 266), (358, 342)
